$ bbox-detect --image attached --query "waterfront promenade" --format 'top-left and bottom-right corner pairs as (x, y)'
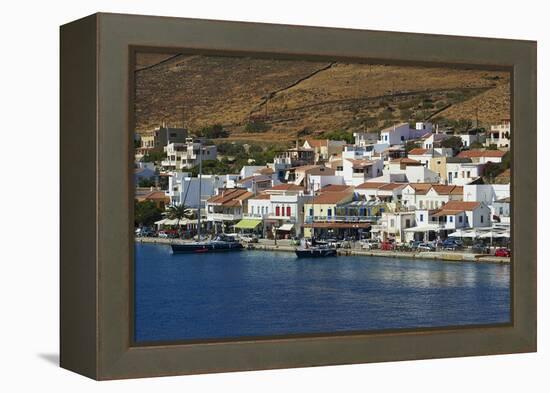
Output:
(135, 237), (510, 263)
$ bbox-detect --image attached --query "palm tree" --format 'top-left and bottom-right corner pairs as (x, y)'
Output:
(166, 204), (193, 233)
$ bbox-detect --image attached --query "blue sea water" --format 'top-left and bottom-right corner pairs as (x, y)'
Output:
(134, 243), (510, 343)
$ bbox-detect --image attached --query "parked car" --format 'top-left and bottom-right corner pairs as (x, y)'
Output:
(442, 239), (463, 251)
(495, 248), (511, 257)
(239, 234), (259, 243)
(380, 241), (395, 251)
(408, 240), (422, 250)
(135, 227), (155, 237)
(472, 243), (490, 254)
(417, 242), (435, 252)
(158, 229), (178, 239)
(360, 240), (379, 250)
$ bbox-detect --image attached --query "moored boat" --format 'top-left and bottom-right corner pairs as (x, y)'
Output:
(171, 234), (244, 254)
(295, 245), (337, 258)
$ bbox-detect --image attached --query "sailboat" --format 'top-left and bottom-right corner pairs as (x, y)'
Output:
(171, 140), (243, 254)
(295, 179), (337, 258)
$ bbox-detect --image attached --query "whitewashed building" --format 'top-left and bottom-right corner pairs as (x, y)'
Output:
(162, 138), (217, 170)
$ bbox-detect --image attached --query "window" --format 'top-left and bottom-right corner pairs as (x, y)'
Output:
(449, 216), (453, 223)
(467, 171), (471, 178)
(481, 215), (484, 223)
(459, 215), (463, 223)
(309, 208), (313, 217)
(327, 208), (332, 217)
(405, 219), (411, 228)
(276, 206), (280, 216)
(390, 219), (395, 227)
(287, 206), (291, 216)
(401, 136), (405, 141)
(419, 214), (424, 222)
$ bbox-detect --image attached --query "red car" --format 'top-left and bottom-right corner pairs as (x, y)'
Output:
(495, 248), (511, 257)
(380, 241), (395, 251)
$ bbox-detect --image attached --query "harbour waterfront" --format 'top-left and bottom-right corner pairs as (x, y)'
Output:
(134, 243), (510, 343)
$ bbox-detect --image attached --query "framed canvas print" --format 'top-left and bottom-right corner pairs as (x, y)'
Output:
(60, 13), (537, 380)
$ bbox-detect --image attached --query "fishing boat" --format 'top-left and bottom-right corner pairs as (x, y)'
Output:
(294, 180), (337, 258)
(171, 141), (244, 254)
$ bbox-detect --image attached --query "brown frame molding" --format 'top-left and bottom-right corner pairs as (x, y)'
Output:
(60, 12), (537, 380)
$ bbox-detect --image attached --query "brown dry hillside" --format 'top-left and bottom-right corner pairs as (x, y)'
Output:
(134, 53), (510, 142)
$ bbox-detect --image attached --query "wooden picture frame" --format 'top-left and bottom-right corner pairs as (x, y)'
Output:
(60, 12), (537, 380)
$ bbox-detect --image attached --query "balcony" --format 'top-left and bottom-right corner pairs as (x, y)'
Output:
(207, 212), (242, 221)
(304, 215), (379, 224)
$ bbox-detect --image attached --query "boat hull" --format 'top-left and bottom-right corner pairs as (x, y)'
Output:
(295, 248), (337, 258)
(171, 241), (244, 254)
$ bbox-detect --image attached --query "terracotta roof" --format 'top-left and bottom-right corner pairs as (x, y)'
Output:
(321, 184), (354, 192)
(207, 188), (254, 206)
(346, 159), (374, 168)
(378, 183), (407, 191)
(310, 191), (353, 205)
(267, 183), (304, 192)
(457, 150), (506, 158)
(249, 193), (271, 200)
(405, 183), (437, 195)
(408, 148), (429, 155)
(390, 157), (422, 165)
(356, 182), (389, 189)
(304, 139), (328, 148)
(136, 191), (169, 202)
(435, 201), (481, 214)
(430, 185), (463, 195)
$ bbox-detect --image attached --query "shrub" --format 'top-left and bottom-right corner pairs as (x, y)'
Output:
(244, 120), (271, 133)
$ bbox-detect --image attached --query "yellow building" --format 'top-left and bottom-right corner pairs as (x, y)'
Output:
(302, 191), (354, 238)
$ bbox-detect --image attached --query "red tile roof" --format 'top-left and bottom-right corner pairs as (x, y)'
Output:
(320, 184), (354, 192)
(430, 185), (463, 195)
(267, 183), (304, 191)
(249, 193), (271, 200)
(390, 157), (422, 165)
(408, 148), (429, 155)
(378, 183), (407, 191)
(436, 201), (481, 214)
(310, 191), (353, 205)
(356, 182), (389, 189)
(346, 159), (374, 168)
(457, 150), (506, 158)
(207, 188), (254, 206)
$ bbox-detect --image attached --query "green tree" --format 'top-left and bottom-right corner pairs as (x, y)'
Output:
(134, 200), (163, 227)
(142, 151), (166, 163)
(244, 120), (271, 133)
(322, 130), (354, 144)
(166, 203), (194, 227)
(441, 136), (464, 151)
(138, 177), (156, 188)
(196, 124), (229, 139)
(469, 141), (484, 149)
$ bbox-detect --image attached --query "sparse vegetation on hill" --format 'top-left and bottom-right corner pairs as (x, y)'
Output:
(134, 54), (510, 142)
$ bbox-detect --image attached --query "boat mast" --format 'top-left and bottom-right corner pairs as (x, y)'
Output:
(197, 140), (202, 241)
(310, 176), (315, 241)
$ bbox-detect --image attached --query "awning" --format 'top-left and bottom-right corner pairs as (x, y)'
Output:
(155, 218), (198, 226)
(234, 219), (262, 230)
(404, 224), (442, 232)
(448, 229), (479, 238)
(277, 223), (295, 231)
